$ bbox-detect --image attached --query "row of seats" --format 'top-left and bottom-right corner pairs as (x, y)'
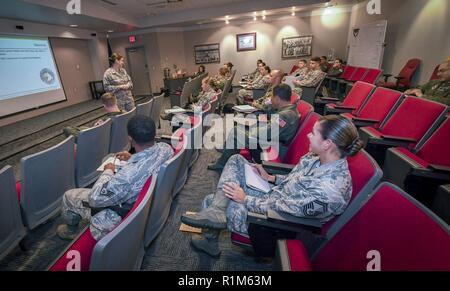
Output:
(314, 81), (449, 218)
(229, 92), (449, 270)
(47, 89), (224, 270)
(0, 90), (203, 267)
(326, 65), (383, 99)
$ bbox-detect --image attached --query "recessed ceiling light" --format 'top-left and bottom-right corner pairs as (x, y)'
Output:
(108, 30), (114, 33)
(225, 20), (229, 24)
(70, 24), (78, 27)
(262, 15), (266, 20)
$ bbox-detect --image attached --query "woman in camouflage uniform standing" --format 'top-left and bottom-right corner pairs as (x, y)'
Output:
(103, 53), (135, 112)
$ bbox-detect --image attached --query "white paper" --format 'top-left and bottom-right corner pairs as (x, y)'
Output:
(244, 164), (271, 193)
(97, 156), (128, 172)
(164, 107), (187, 114)
(283, 76), (298, 90)
(233, 105), (257, 113)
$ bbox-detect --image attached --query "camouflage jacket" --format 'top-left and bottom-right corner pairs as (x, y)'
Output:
(103, 68), (134, 100)
(245, 152), (352, 223)
(89, 142), (174, 208)
(296, 69), (326, 87)
(420, 80), (450, 105)
(191, 89), (217, 108)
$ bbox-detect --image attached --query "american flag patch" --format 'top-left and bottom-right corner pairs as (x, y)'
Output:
(275, 116), (287, 128)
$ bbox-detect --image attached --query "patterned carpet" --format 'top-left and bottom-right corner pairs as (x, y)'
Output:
(0, 92), (273, 271)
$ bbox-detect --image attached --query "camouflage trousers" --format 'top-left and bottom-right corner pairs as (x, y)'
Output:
(202, 154), (270, 236)
(116, 95), (135, 112)
(293, 87), (303, 96)
(62, 189), (122, 241)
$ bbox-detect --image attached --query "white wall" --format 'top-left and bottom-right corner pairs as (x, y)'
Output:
(349, 0), (450, 85)
(110, 9), (352, 91)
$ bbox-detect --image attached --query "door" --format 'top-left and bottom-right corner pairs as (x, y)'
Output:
(126, 46), (152, 97)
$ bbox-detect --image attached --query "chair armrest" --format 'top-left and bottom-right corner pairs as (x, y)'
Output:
(334, 105), (356, 110)
(410, 167), (450, 182)
(352, 117), (379, 127)
(247, 210), (322, 233)
(320, 97), (340, 102)
(155, 134), (182, 143)
(262, 161), (295, 174)
(369, 135), (416, 148)
(381, 135), (416, 143)
(394, 76), (405, 80)
(429, 164), (450, 173)
(382, 73), (392, 82)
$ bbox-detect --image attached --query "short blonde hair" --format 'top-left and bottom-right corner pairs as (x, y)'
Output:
(101, 92), (117, 107)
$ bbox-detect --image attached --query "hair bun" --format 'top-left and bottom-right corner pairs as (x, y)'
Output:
(345, 138), (364, 157)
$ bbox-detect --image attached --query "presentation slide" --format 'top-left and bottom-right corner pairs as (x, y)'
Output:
(0, 35), (67, 117)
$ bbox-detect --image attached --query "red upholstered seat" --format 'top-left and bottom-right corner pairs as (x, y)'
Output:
(346, 67), (368, 82)
(429, 64), (440, 81)
(15, 181), (21, 202)
(325, 81), (375, 115)
(231, 232), (252, 245)
(284, 240), (313, 271)
(282, 183), (450, 271)
(289, 65), (299, 75)
(339, 66), (356, 80)
(379, 96), (447, 147)
(348, 87), (403, 128)
(296, 100), (313, 125)
(377, 58), (421, 89)
(360, 68), (382, 84)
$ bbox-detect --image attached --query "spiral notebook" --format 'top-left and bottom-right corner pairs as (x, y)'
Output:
(244, 164), (271, 193)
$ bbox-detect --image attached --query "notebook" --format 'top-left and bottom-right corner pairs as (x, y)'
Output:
(96, 156), (128, 173)
(164, 107), (187, 114)
(244, 164), (271, 193)
(233, 105), (258, 113)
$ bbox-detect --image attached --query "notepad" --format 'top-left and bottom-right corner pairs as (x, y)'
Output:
(96, 156), (128, 172)
(233, 105), (257, 113)
(164, 107), (187, 114)
(283, 76), (298, 89)
(244, 164), (271, 193)
(179, 212), (202, 234)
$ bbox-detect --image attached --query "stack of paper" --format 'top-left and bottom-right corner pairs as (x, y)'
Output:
(96, 156), (128, 173)
(233, 105), (257, 113)
(164, 107), (187, 114)
(283, 76), (298, 90)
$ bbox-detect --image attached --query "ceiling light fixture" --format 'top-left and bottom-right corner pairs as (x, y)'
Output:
(69, 24), (78, 27)
(225, 20), (229, 24)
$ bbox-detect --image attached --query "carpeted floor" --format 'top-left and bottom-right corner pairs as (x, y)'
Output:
(0, 90), (273, 271)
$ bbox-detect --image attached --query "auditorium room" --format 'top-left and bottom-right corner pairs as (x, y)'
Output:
(0, 0), (449, 273)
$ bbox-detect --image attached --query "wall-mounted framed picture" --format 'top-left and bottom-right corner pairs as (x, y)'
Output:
(281, 35), (313, 59)
(194, 43), (220, 64)
(236, 32), (257, 51)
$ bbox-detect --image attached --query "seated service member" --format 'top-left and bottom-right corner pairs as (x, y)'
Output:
(182, 115), (363, 257)
(293, 57), (327, 96)
(237, 65), (271, 104)
(247, 59), (264, 80)
(290, 59), (309, 79)
(319, 56), (329, 72)
(63, 93), (122, 141)
(404, 60), (450, 105)
(251, 69), (285, 111)
(208, 84), (299, 171)
(57, 115), (174, 241)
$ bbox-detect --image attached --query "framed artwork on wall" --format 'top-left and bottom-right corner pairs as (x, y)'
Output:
(281, 35), (313, 58)
(236, 32), (257, 51)
(194, 43), (220, 64)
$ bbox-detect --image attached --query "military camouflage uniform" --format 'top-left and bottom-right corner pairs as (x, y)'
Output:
(202, 153), (352, 235)
(293, 69), (326, 96)
(212, 75), (228, 91)
(63, 111), (122, 142)
(103, 68), (135, 112)
(237, 75), (271, 104)
(213, 103), (299, 167)
(419, 80), (450, 105)
(190, 89), (217, 108)
(61, 142), (174, 240)
(248, 68), (260, 80)
(252, 85), (275, 111)
(291, 67), (309, 79)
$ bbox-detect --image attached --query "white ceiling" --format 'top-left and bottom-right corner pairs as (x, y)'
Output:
(1, 0), (357, 33)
